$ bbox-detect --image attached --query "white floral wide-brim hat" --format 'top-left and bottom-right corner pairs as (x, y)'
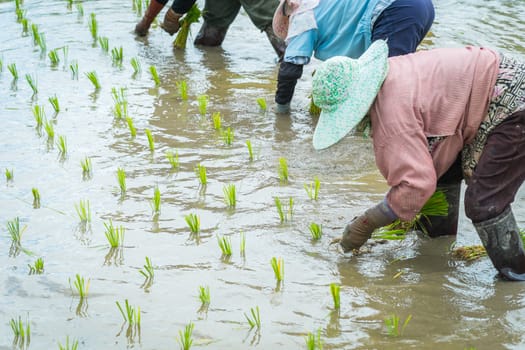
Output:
(312, 40), (389, 150)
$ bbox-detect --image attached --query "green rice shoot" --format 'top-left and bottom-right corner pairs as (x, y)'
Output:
(98, 36), (109, 53)
(185, 213), (200, 234)
(21, 18), (29, 33)
(80, 157), (92, 177)
(32, 104), (45, 128)
(246, 140), (254, 161)
(150, 185), (161, 215)
(104, 219), (125, 248)
(5, 168), (13, 182)
(309, 222), (322, 240)
(48, 95), (60, 113)
(271, 256), (284, 282)
(28, 257), (44, 275)
(217, 235), (232, 257)
(330, 283), (340, 310)
(48, 48), (60, 66)
(305, 328), (323, 350)
(76, 3), (84, 16)
(125, 117), (137, 138)
(223, 183), (236, 208)
(197, 94), (209, 115)
(111, 46), (123, 65)
(70, 273), (90, 298)
(145, 128), (155, 152)
(149, 65), (160, 86)
(177, 80), (188, 100)
(222, 127), (234, 146)
(113, 101), (128, 119)
(32, 187), (40, 208)
(274, 196), (293, 223)
(195, 163), (207, 185)
(58, 336), (79, 350)
(56, 135), (67, 156)
(116, 167), (126, 194)
(43, 118), (55, 140)
(240, 231), (246, 256)
(256, 98), (267, 111)
(10, 316), (30, 348)
(69, 61), (79, 79)
(75, 199), (91, 223)
(278, 157), (288, 183)
(304, 176), (320, 200)
(130, 57), (141, 75)
(166, 150), (179, 169)
(88, 13), (97, 40)
(309, 94), (321, 116)
(116, 299), (141, 327)
(173, 4), (201, 49)
(7, 63), (18, 80)
(212, 111), (221, 130)
(385, 313), (412, 337)
(244, 306), (261, 329)
(177, 322), (195, 350)
(198, 285), (210, 306)
(16, 8), (25, 21)
(25, 73), (38, 94)
(85, 71), (101, 90)
(139, 256), (154, 282)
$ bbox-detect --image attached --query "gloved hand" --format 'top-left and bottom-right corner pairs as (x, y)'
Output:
(337, 201), (396, 252)
(161, 8), (182, 36)
(275, 102), (291, 114)
(135, 0), (165, 36)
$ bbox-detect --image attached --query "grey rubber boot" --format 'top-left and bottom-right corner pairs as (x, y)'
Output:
(263, 26), (286, 61)
(417, 183), (461, 237)
(194, 22), (228, 46)
(474, 206), (525, 281)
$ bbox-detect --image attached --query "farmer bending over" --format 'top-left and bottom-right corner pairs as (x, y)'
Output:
(135, 0), (286, 59)
(312, 40), (525, 281)
(272, 0), (434, 113)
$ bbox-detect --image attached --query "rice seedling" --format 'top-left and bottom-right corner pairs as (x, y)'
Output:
(198, 285), (210, 306)
(177, 80), (188, 100)
(76, 3), (84, 17)
(48, 48), (60, 66)
(126, 117), (137, 138)
(48, 95), (60, 113)
(14, 0), (21, 10)
(31, 23), (40, 45)
(69, 60), (79, 79)
(7, 63), (18, 80)
(21, 18), (29, 33)
(25, 73), (38, 94)
(149, 65), (160, 86)
(5, 168), (13, 182)
(111, 46), (123, 65)
(177, 322), (194, 350)
(222, 127), (234, 146)
(85, 71), (101, 90)
(330, 283), (340, 310)
(304, 176), (320, 200)
(15, 7), (25, 21)
(69, 273), (90, 298)
(104, 219), (125, 247)
(113, 101), (128, 119)
(116, 299), (141, 326)
(244, 306), (261, 329)
(173, 4), (201, 49)
(88, 13), (98, 41)
(240, 231), (246, 256)
(32, 104), (45, 128)
(0, 58), (2, 73)
(271, 257), (284, 282)
(32, 187), (40, 208)
(166, 150), (179, 169)
(10, 316), (30, 348)
(305, 328), (323, 350)
(80, 157), (92, 177)
(62, 45), (69, 62)
(223, 183), (236, 208)
(95, 36), (108, 54)
(278, 157), (289, 183)
(384, 313), (412, 337)
(111, 86), (127, 105)
(309, 222), (322, 240)
(75, 199), (91, 223)
(309, 94), (321, 116)
(195, 163), (207, 185)
(275, 197), (285, 223)
(44, 118), (55, 140)
(451, 245), (487, 261)
(145, 128), (155, 152)
(139, 256), (154, 283)
(184, 213), (200, 234)
(56, 135), (67, 156)
(246, 140), (254, 161)
(211, 111), (221, 130)
(130, 57), (141, 75)
(133, 0), (143, 14)
(28, 257), (44, 275)
(197, 94), (208, 115)
(58, 336), (79, 350)
(150, 185), (161, 215)
(37, 32), (47, 53)
(217, 235), (232, 257)
(256, 97), (267, 111)
(116, 167), (126, 194)
(7, 217), (26, 246)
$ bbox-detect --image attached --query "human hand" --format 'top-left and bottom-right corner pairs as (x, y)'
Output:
(135, 18), (152, 36)
(161, 8), (182, 35)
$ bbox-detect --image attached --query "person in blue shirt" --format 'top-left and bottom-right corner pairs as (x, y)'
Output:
(272, 0), (434, 113)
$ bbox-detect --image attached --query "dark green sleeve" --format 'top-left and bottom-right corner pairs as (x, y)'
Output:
(170, 0), (197, 14)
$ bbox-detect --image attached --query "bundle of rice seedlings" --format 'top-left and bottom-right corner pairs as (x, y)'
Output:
(372, 190), (448, 240)
(309, 94), (321, 116)
(451, 228), (525, 261)
(173, 4), (201, 49)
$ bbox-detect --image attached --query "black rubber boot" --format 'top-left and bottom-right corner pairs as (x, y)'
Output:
(417, 183), (461, 237)
(194, 22), (227, 46)
(474, 206), (525, 281)
(263, 26), (286, 61)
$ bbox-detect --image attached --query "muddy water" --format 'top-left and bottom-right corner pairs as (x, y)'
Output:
(1, 0), (524, 349)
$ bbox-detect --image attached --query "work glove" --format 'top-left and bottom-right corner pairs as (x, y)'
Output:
(275, 102), (291, 114)
(335, 201), (396, 252)
(161, 8), (182, 36)
(134, 0), (165, 36)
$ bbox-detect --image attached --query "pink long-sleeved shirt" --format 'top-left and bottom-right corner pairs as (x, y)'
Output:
(370, 47), (500, 221)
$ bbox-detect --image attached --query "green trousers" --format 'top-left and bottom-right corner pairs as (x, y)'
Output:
(202, 0), (279, 31)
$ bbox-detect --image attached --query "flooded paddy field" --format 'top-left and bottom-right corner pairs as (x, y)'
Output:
(1, 0), (525, 348)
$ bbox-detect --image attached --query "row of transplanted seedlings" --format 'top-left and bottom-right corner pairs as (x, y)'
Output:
(2, 1), (415, 349)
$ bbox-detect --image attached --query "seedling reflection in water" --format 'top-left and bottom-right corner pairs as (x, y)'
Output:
(197, 94), (208, 115)
(32, 188), (40, 208)
(212, 111), (221, 130)
(217, 235), (232, 257)
(48, 95), (60, 113)
(166, 150), (179, 169)
(75, 199), (91, 224)
(330, 283), (340, 310)
(278, 157), (288, 183)
(305, 328), (323, 350)
(10, 316), (30, 349)
(223, 183), (236, 208)
(384, 313), (412, 337)
(28, 257), (44, 275)
(104, 220), (125, 247)
(178, 322), (194, 350)
(244, 306), (261, 329)
(69, 274), (90, 298)
(271, 257), (284, 282)
(145, 128), (155, 152)
(185, 213), (200, 234)
(58, 336), (79, 350)
(116, 167), (126, 194)
(304, 176), (320, 200)
(25, 73), (38, 94)
(309, 222), (322, 240)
